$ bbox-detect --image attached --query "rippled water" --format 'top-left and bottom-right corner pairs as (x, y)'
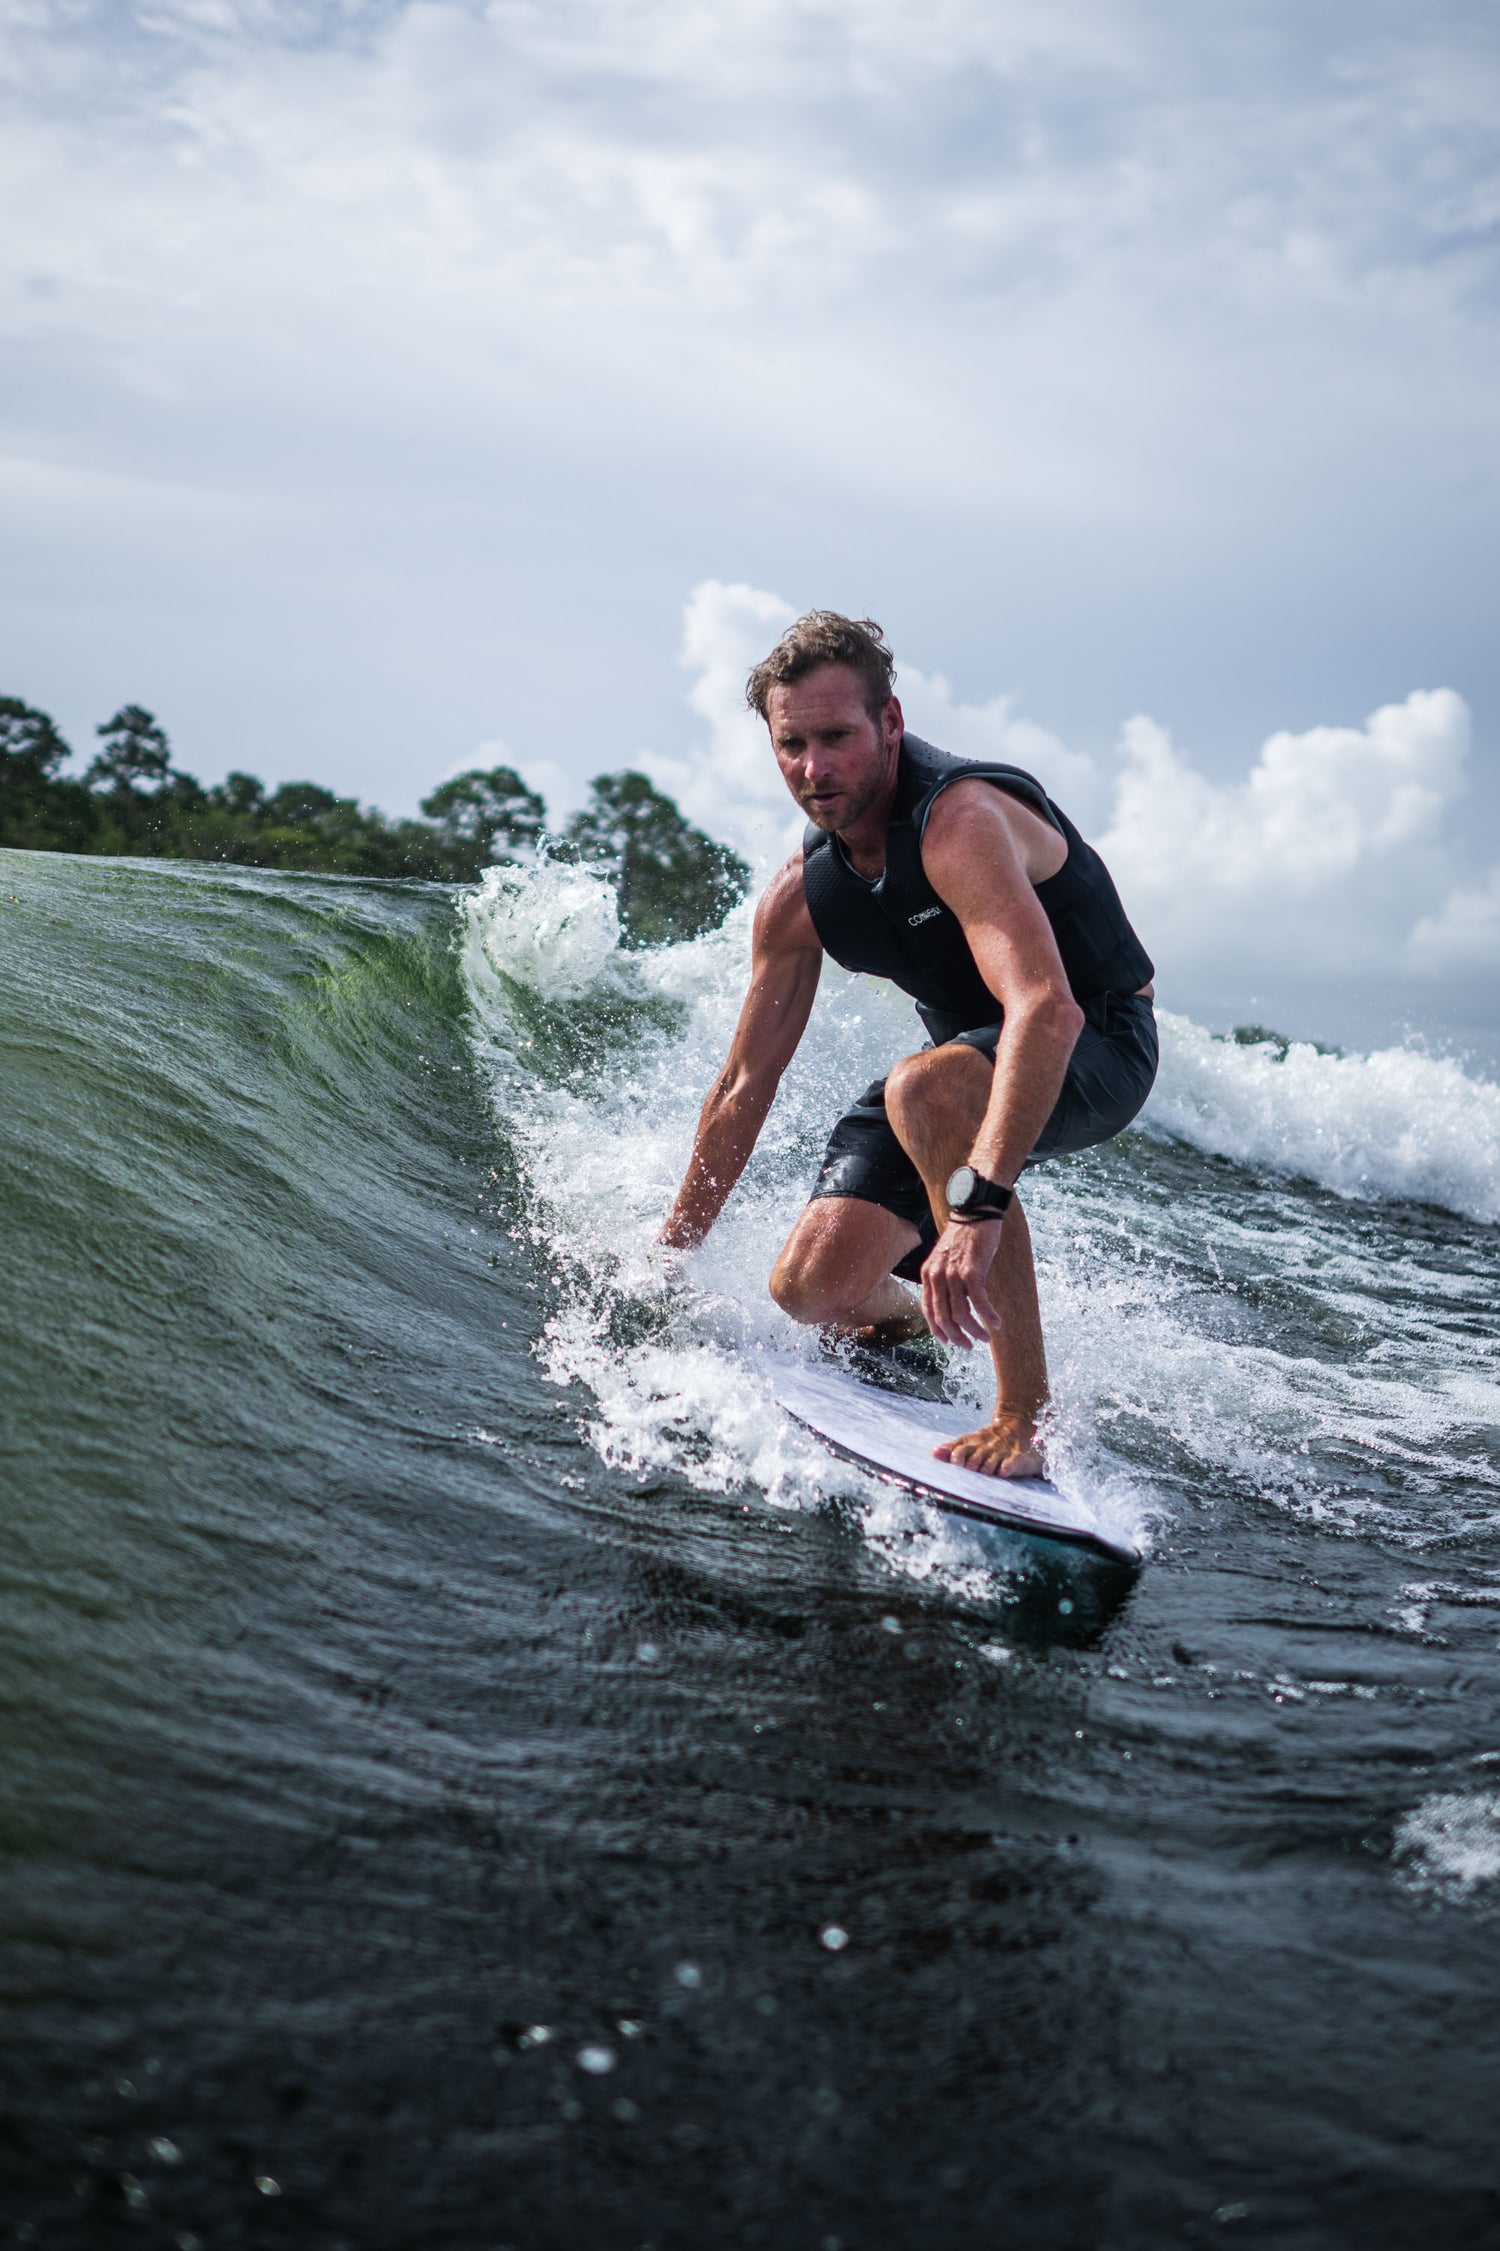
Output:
(3, 847), (1500, 2248)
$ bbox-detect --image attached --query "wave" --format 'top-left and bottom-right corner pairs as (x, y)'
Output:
(1147, 1012), (1500, 1225)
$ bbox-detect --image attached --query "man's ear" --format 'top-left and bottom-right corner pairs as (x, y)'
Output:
(883, 695), (904, 747)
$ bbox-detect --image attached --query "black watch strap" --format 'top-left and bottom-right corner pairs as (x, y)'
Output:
(945, 1164), (1014, 1221)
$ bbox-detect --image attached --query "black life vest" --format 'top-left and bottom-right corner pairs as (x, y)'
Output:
(801, 733), (1153, 1044)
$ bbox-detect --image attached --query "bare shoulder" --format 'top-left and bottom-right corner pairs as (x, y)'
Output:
(923, 776), (1064, 889)
(753, 850), (821, 956)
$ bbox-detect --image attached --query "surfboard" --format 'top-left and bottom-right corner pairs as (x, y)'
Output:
(770, 1361), (1142, 1565)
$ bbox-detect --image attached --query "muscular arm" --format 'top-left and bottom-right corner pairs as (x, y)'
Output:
(916, 781), (1084, 1346)
(659, 857), (823, 1250)
(923, 778), (1085, 1186)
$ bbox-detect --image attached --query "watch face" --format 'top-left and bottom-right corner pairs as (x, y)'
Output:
(946, 1165), (978, 1208)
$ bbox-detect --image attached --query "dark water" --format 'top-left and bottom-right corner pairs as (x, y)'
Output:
(3, 848), (1500, 2250)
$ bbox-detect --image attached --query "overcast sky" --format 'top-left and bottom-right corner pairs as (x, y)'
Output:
(4, 0), (1499, 1042)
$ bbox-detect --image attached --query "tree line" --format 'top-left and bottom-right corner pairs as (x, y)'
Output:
(0, 696), (749, 948)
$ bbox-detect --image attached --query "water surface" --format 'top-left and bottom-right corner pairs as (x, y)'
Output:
(3, 849), (1499, 2249)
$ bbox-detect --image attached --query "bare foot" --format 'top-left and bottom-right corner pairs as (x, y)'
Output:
(933, 1409), (1045, 1481)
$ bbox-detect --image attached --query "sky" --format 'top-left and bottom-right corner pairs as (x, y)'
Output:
(4, 0), (1499, 1050)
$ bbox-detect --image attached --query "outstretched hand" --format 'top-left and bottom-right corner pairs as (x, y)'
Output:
(920, 1216), (1006, 1348)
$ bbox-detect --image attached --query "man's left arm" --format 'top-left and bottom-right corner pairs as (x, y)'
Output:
(918, 782), (1085, 1344)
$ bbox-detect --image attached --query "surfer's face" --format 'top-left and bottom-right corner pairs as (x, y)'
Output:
(766, 666), (903, 835)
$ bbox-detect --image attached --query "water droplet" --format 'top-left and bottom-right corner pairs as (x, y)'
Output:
(610, 2096), (639, 2122)
(254, 2175), (282, 2197)
(1058, 1597), (1074, 1615)
(880, 1616), (902, 1634)
(115, 2079), (137, 2099)
(754, 1994), (777, 2016)
(175, 2236), (202, 2251)
(820, 1925), (849, 1952)
(636, 1642), (659, 1664)
(513, 2023), (553, 2051)
(616, 2018), (644, 2039)
(577, 2044), (617, 2075)
(119, 2175), (149, 2212)
(674, 1961), (701, 1989)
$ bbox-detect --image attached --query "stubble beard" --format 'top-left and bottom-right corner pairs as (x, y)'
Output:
(799, 758), (889, 835)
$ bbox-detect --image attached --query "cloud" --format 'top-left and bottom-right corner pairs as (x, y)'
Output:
(1097, 689), (1477, 981)
(661, 578), (1491, 1021)
(1408, 865), (1500, 973)
(6, 0), (1498, 505)
(2, 0), (1497, 842)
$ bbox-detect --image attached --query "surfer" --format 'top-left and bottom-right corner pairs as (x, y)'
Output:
(659, 613), (1157, 1481)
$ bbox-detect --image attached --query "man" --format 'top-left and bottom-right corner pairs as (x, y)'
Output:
(659, 613), (1157, 1481)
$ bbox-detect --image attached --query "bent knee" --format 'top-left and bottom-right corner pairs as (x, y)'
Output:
(770, 1251), (819, 1314)
(769, 1243), (849, 1325)
(884, 1042), (989, 1134)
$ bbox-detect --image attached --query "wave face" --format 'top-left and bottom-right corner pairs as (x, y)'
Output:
(7, 845), (1500, 2246)
(460, 859), (1500, 1560)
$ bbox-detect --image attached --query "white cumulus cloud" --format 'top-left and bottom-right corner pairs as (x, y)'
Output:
(1097, 688), (1476, 982)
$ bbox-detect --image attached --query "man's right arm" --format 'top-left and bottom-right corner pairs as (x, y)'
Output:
(658, 856), (823, 1250)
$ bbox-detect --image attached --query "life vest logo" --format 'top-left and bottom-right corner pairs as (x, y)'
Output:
(908, 905), (943, 926)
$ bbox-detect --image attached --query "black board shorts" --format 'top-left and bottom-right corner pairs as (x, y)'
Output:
(808, 991), (1159, 1282)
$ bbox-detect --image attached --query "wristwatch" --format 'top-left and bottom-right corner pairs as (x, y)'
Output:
(945, 1165), (1014, 1222)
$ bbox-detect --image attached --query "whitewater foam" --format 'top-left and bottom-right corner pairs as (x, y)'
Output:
(457, 862), (1500, 1566)
(1147, 1012), (1500, 1224)
(1394, 1793), (1500, 1903)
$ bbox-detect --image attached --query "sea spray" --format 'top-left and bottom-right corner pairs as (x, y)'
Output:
(1146, 1012), (1500, 1223)
(457, 862), (1500, 1552)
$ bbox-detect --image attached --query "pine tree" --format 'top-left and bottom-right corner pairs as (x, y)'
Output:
(85, 705), (173, 795)
(420, 767), (547, 866)
(562, 771), (749, 947)
(0, 698), (93, 850)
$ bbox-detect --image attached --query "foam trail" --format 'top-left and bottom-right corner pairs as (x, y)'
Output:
(1395, 1794), (1500, 1902)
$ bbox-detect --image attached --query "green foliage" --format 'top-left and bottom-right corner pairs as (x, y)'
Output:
(0, 698), (95, 851)
(421, 766), (546, 865)
(0, 701), (750, 947)
(87, 704), (173, 794)
(561, 769), (750, 947)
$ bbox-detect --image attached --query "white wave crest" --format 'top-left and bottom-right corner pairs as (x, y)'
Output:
(459, 857), (626, 1010)
(1146, 1012), (1500, 1224)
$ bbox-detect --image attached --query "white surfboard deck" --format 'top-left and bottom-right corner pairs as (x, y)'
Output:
(770, 1361), (1141, 1565)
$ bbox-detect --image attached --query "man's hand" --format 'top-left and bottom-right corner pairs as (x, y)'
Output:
(920, 1216), (1006, 1347)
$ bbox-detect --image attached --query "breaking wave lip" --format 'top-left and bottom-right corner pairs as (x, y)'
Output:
(454, 860), (1498, 1567)
(1146, 1011), (1500, 1225)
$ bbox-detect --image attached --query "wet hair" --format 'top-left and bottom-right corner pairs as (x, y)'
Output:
(745, 612), (896, 723)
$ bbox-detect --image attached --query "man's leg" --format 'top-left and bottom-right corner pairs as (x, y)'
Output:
(883, 1045), (1048, 1478)
(770, 1196), (928, 1343)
